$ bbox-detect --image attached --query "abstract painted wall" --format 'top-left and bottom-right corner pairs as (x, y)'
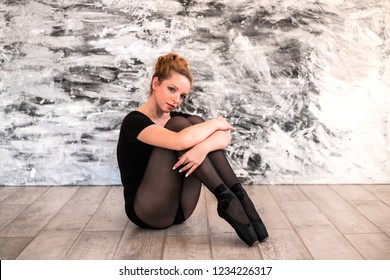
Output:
(0, 0), (389, 185)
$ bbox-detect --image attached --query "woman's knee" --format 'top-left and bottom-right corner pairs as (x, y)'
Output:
(187, 115), (205, 125)
(165, 116), (192, 132)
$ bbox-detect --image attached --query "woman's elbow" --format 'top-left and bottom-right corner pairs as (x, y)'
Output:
(175, 135), (192, 151)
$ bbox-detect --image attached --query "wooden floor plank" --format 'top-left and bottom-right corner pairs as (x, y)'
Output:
(211, 233), (263, 259)
(17, 229), (83, 260)
(17, 203), (100, 259)
(253, 185), (292, 229)
(0, 187), (78, 237)
(268, 185), (309, 202)
(330, 185), (378, 202)
(349, 200), (390, 236)
(0, 187), (18, 202)
(0, 204), (29, 231)
(65, 231), (123, 260)
(278, 200), (333, 229)
(114, 222), (165, 260)
(299, 185), (380, 233)
(345, 233), (390, 260)
(278, 200), (363, 259)
(66, 186), (111, 206)
(85, 186), (128, 231)
(260, 229), (313, 260)
(44, 203), (99, 232)
(0, 185), (389, 260)
(363, 185), (390, 206)
(0, 186), (48, 204)
(298, 226), (363, 259)
(331, 185), (390, 235)
(163, 235), (211, 260)
(0, 237), (32, 260)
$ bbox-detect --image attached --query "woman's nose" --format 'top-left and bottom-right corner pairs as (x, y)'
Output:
(173, 93), (181, 103)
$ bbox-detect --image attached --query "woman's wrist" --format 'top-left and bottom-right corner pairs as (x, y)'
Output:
(195, 140), (210, 154)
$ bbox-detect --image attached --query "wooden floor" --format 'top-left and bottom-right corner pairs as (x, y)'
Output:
(0, 184), (390, 260)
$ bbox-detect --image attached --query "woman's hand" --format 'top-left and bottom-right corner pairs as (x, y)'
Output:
(173, 144), (208, 177)
(214, 116), (235, 131)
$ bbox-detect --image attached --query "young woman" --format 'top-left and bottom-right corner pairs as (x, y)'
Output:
(117, 53), (268, 246)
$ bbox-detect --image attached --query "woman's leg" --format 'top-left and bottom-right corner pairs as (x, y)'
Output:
(186, 116), (239, 185)
(187, 116), (269, 241)
(134, 116), (238, 226)
(134, 144), (202, 229)
(134, 115), (224, 229)
(134, 116), (257, 245)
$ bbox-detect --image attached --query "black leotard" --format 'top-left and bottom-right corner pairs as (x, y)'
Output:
(116, 110), (190, 228)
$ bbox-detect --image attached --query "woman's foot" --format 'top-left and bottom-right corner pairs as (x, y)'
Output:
(213, 184), (258, 246)
(230, 183), (269, 242)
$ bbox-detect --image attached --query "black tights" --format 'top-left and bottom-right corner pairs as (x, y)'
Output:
(134, 115), (248, 229)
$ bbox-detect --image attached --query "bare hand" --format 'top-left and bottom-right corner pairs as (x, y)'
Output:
(214, 116), (235, 131)
(173, 144), (208, 177)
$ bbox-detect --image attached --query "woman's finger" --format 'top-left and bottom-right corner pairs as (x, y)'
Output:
(179, 162), (192, 173)
(173, 157), (187, 170)
(185, 164), (199, 177)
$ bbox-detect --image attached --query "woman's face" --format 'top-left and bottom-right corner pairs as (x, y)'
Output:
(152, 72), (191, 112)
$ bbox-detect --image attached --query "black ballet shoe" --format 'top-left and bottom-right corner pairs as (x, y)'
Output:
(230, 183), (269, 242)
(213, 184), (258, 246)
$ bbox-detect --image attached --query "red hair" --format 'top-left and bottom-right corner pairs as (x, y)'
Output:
(150, 53), (192, 94)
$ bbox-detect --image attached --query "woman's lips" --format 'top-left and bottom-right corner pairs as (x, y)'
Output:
(167, 103), (175, 110)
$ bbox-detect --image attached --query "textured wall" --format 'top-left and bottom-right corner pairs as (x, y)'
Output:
(0, 0), (389, 185)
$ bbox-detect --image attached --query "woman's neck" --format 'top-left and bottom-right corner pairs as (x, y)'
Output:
(137, 98), (169, 126)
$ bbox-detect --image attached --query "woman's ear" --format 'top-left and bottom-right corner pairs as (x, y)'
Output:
(152, 77), (160, 91)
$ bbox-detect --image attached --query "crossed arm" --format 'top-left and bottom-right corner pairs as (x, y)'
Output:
(173, 129), (232, 177)
(137, 116), (234, 176)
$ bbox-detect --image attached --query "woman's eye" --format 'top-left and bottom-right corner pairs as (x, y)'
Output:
(180, 95), (187, 100)
(168, 87), (176, 92)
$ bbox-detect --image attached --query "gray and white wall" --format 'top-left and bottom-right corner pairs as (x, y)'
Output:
(0, 0), (389, 185)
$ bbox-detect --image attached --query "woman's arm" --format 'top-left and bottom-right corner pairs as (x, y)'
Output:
(137, 116), (234, 151)
(173, 129), (232, 176)
(195, 129), (232, 154)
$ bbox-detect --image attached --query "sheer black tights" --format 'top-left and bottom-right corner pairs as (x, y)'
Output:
(186, 116), (265, 232)
(134, 116), (249, 229)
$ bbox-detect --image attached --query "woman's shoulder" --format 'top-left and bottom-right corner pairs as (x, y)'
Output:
(127, 110), (145, 117)
(120, 110), (155, 137)
(124, 110), (149, 121)
(122, 110), (153, 127)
